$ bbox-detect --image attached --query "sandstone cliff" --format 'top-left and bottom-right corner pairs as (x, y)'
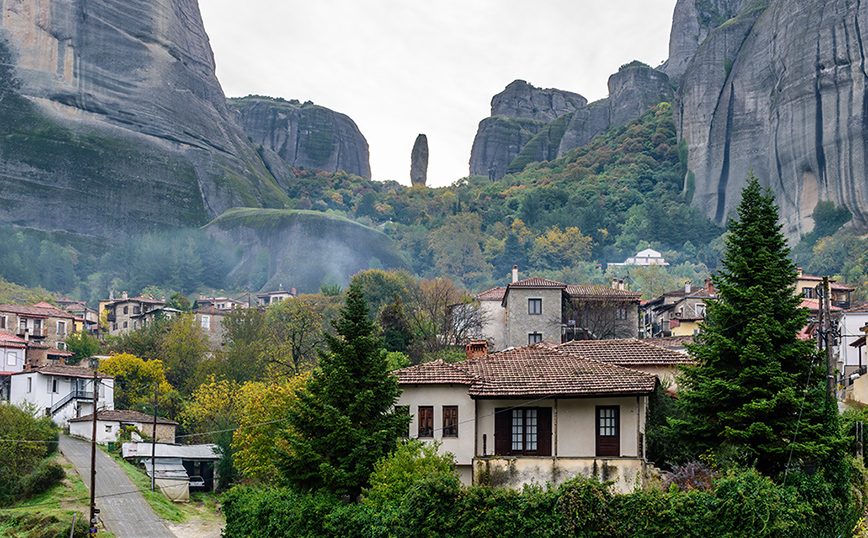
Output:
(229, 96), (371, 178)
(672, 0), (868, 238)
(0, 0), (293, 238)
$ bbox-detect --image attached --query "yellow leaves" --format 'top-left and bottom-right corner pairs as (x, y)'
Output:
(99, 352), (174, 408)
(530, 225), (594, 269)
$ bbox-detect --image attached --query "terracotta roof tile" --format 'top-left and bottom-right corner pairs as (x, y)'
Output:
(460, 345), (657, 397)
(509, 277), (566, 288)
(0, 331), (27, 347)
(13, 364), (112, 379)
(566, 285), (642, 301)
(394, 359), (476, 385)
(0, 303), (75, 319)
(69, 409), (177, 425)
(642, 336), (694, 349)
(557, 338), (695, 366)
(475, 287), (507, 301)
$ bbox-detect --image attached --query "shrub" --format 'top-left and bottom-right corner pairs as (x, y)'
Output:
(18, 460), (65, 499)
(365, 440), (458, 508)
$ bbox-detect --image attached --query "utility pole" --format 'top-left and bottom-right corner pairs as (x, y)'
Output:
(151, 384), (157, 492)
(88, 360), (99, 537)
(824, 276), (835, 402)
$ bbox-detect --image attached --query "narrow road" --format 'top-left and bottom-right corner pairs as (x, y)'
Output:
(59, 435), (176, 538)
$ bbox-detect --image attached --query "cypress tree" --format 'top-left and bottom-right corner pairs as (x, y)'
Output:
(277, 281), (410, 497)
(673, 173), (840, 476)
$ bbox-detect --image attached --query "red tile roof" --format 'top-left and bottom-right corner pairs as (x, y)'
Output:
(509, 277), (566, 288)
(106, 296), (166, 306)
(800, 298), (842, 312)
(556, 338), (695, 366)
(642, 336), (694, 349)
(0, 331), (27, 348)
(566, 285), (642, 301)
(475, 287), (507, 301)
(69, 409), (177, 425)
(844, 303), (868, 314)
(13, 365), (112, 379)
(394, 345), (657, 398)
(0, 303), (75, 319)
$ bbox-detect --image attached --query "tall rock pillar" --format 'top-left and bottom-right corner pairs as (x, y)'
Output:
(411, 134), (428, 186)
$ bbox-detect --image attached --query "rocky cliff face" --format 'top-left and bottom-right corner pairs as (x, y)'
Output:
(672, 0), (868, 238)
(469, 80), (586, 181)
(472, 70), (672, 180)
(0, 0), (293, 239)
(229, 96), (371, 178)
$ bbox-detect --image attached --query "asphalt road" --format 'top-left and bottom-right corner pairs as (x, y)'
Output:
(59, 435), (176, 537)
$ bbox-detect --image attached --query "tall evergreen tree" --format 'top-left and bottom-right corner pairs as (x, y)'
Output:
(673, 173), (840, 476)
(277, 281), (410, 497)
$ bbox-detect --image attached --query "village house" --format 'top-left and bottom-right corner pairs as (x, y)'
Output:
(795, 268), (854, 310)
(393, 343), (657, 492)
(0, 331), (28, 401)
(197, 295), (246, 311)
(193, 305), (229, 350)
(0, 301), (77, 354)
(608, 248), (669, 267)
(641, 279), (717, 338)
(475, 267), (641, 350)
(102, 293), (166, 335)
(255, 288), (295, 307)
(69, 409), (178, 444)
(8, 364), (113, 426)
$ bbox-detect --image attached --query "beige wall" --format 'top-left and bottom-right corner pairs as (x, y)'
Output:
(478, 300), (505, 351)
(475, 396), (645, 459)
(396, 384), (476, 468)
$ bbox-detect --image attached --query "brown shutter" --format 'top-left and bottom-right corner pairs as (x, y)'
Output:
(494, 408), (510, 455)
(537, 407), (552, 456)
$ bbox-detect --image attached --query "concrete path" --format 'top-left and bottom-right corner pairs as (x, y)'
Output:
(59, 435), (176, 538)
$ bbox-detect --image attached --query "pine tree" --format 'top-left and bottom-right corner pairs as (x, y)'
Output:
(673, 173), (840, 476)
(277, 281), (410, 497)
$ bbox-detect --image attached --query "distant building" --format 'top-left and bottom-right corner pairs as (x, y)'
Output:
(256, 288), (295, 307)
(102, 293), (166, 335)
(70, 409), (178, 444)
(609, 248), (669, 267)
(8, 364), (114, 426)
(641, 279), (717, 338)
(197, 296), (246, 311)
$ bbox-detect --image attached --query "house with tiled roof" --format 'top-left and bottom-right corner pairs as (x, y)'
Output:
(795, 268), (854, 310)
(9, 364), (114, 426)
(641, 279), (717, 338)
(556, 338), (695, 390)
(101, 293), (167, 336)
(69, 409), (178, 444)
(393, 343), (657, 492)
(0, 331), (27, 401)
(0, 302), (77, 361)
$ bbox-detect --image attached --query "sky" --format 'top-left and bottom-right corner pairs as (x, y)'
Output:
(198, 0), (677, 188)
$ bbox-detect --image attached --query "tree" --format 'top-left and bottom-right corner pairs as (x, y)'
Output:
(276, 281), (410, 497)
(364, 439), (458, 508)
(405, 277), (486, 362)
(672, 174), (840, 476)
(159, 314), (209, 395)
(98, 353), (174, 411)
(64, 331), (102, 365)
(263, 297), (323, 374)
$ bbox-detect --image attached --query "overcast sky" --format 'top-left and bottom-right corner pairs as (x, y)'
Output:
(199, 0), (677, 188)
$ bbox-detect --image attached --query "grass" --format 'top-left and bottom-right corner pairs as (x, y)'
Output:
(0, 451), (114, 538)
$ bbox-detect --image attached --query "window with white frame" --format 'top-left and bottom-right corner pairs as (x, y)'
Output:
(7, 351), (17, 366)
(0, 315), (5, 329)
(56, 321), (66, 335)
(56, 342), (66, 350)
(201, 315), (211, 330)
(695, 303), (706, 317)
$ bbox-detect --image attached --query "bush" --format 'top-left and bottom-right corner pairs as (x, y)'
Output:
(18, 460), (65, 499)
(365, 440), (458, 508)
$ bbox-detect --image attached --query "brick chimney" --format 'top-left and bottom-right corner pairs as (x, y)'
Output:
(512, 265), (519, 283)
(705, 278), (715, 295)
(466, 341), (488, 360)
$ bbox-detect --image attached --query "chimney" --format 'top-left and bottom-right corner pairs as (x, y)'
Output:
(512, 265), (518, 283)
(611, 278), (617, 289)
(466, 341), (488, 360)
(685, 280), (692, 294)
(705, 278), (715, 295)
(291, 287), (297, 296)
(618, 279), (625, 291)
(122, 291), (128, 300)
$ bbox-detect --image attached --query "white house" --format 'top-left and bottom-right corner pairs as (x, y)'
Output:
(394, 344), (657, 492)
(9, 365), (114, 425)
(609, 248), (669, 267)
(69, 409), (178, 444)
(836, 304), (868, 391)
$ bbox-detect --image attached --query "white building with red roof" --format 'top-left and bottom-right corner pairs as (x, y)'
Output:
(393, 343), (657, 491)
(9, 365), (114, 426)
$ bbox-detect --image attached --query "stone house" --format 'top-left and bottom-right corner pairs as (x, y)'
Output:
(102, 294), (166, 335)
(795, 268), (854, 310)
(0, 302), (77, 353)
(641, 279), (717, 338)
(69, 409), (178, 444)
(393, 344), (657, 492)
(193, 306), (228, 350)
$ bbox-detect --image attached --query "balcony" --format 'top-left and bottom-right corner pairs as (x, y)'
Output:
(30, 328), (46, 338)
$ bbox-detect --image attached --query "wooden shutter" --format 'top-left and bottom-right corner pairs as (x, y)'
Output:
(537, 407), (552, 456)
(494, 407), (511, 455)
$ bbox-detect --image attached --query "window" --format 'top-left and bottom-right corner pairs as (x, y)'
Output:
(56, 342), (65, 350)
(105, 425), (113, 433)
(112, 323), (118, 331)
(7, 351), (17, 366)
(33, 319), (42, 329)
(695, 304), (706, 317)
(443, 406), (458, 437)
(494, 407), (551, 456)
(123, 306), (129, 315)
(132, 321), (137, 330)
(122, 321), (128, 329)
(27, 378), (32, 393)
(528, 333), (542, 344)
(50, 378), (58, 393)
(0, 315), (5, 329)
(803, 287), (814, 298)
(133, 306), (140, 314)
(418, 406), (434, 437)
(201, 315), (211, 330)
(19, 319), (26, 331)
(528, 298), (542, 315)
(616, 308), (628, 320)
(595, 406), (620, 457)
(56, 321), (66, 335)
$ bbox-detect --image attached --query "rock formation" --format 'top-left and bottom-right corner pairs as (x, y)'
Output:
(410, 134), (428, 186)
(471, 70), (672, 181)
(469, 80), (586, 181)
(0, 0), (293, 239)
(229, 96), (371, 178)
(671, 0), (868, 238)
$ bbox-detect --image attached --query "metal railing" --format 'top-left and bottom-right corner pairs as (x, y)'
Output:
(50, 390), (93, 415)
